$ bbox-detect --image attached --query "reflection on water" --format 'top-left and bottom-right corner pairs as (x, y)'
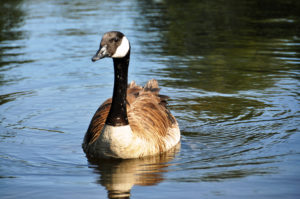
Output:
(137, 0), (300, 91)
(89, 144), (180, 199)
(0, 0), (300, 198)
(0, 0), (25, 41)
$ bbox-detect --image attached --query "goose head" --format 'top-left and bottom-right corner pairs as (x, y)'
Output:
(92, 31), (130, 62)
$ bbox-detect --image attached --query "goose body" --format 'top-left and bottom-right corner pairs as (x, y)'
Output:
(82, 31), (180, 159)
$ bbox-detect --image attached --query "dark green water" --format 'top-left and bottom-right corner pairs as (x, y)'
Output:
(1, 0), (300, 198)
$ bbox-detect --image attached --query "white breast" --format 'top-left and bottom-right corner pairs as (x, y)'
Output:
(87, 124), (180, 159)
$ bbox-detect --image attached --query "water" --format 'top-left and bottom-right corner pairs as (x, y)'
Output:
(1, 0), (300, 198)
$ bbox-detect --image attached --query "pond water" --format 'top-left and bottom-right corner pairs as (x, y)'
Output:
(1, 0), (300, 198)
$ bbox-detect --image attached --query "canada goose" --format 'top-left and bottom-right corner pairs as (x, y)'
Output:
(82, 31), (180, 159)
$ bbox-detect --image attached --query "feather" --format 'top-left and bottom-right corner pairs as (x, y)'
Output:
(83, 79), (179, 155)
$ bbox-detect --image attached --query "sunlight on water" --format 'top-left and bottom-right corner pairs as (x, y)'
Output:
(1, 0), (300, 198)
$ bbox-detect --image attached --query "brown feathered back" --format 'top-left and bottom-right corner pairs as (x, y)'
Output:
(83, 79), (177, 153)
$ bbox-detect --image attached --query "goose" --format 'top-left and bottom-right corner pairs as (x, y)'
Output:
(82, 31), (180, 159)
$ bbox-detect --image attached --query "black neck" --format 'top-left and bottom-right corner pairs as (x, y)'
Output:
(105, 51), (130, 126)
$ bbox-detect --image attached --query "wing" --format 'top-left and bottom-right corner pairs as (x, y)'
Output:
(127, 79), (178, 152)
(83, 98), (112, 146)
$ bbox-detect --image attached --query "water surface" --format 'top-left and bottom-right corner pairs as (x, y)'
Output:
(1, 0), (300, 198)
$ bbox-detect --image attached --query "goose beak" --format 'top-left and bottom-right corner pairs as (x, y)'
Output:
(92, 45), (108, 62)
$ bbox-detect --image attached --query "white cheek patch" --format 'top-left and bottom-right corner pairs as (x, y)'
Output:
(112, 36), (130, 58)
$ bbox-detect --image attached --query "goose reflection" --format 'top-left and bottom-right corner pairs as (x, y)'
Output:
(88, 143), (180, 199)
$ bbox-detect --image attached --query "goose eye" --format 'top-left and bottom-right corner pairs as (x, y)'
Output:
(114, 37), (119, 42)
